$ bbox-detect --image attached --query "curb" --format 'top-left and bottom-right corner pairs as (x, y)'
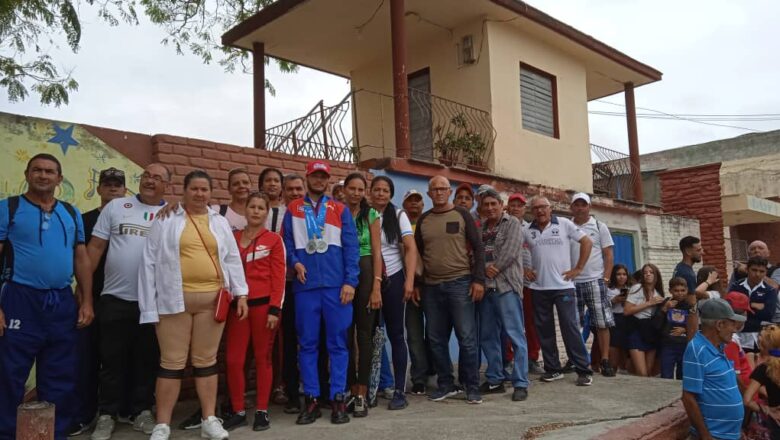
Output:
(597, 399), (689, 440)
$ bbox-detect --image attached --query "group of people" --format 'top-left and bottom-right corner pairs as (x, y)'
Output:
(3, 153), (779, 440)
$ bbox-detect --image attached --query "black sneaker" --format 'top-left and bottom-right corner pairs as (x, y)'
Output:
(253, 411), (270, 431)
(330, 393), (350, 424)
(561, 360), (575, 373)
(221, 411), (247, 431)
(283, 397), (301, 414)
(576, 374), (593, 386)
(388, 391), (408, 410)
(353, 396), (368, 418)
(409, 383), (426, 395)
(540, 371), (565, 382)
(296, 396), (321, 425)
(479, 381), (506, 394)
(178, 409), (203, 430)
(466, 391), (483, 404)
(512, 387), (528, 401)
(528, 360), (545, 375)
(600, 359), (616, 377)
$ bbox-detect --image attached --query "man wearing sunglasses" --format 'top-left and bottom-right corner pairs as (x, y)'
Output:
(0, 153), (93, 440)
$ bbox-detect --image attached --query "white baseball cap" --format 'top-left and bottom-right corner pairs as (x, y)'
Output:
(571, 192), (591, 205)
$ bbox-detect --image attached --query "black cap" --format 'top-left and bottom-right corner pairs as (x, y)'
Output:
(99, 167), (125, 185)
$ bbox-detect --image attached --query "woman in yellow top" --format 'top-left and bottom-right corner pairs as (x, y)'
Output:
(139, 170), (249, 440)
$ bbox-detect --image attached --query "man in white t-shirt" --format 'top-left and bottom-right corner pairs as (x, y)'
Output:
(86, 163), (169, 440)
(523, 196), (594, 386)
(569, 193), (615, 377)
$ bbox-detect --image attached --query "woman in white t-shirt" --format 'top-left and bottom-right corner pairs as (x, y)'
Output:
(623, 263), (665, 377)
(369, 176), (418, 410)
(211, 168), (250, 231)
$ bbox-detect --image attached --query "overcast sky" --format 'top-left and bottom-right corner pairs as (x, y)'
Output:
(1, 0), (779, 156)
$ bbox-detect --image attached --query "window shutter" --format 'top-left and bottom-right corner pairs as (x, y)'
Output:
(520, 66), (556, 137)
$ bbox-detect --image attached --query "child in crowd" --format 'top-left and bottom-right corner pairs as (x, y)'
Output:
(744, 324), (780, 439)
(653, 277), (692, 380)
(724, 292), (753, 390)
(695, 266), (722, 300)
(606, 264), (633, 373)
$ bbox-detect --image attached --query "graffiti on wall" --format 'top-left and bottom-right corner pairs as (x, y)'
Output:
(0, 112), (143, 211)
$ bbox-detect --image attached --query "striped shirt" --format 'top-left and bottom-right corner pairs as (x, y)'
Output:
(682, 332), (744, 440)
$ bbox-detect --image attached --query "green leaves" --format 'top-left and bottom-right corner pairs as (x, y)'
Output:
(1, 0), (297, 106)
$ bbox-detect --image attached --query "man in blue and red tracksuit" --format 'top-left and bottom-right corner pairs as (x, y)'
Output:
(0, 154), (94, 440)
(282, 160), (359, 426)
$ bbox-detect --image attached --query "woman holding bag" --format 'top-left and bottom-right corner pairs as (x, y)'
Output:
(139, 170), (249, 440)
(222, 192), (286, 431)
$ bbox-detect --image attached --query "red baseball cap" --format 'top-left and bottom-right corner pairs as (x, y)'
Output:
(725, 291), (752, 314)
(306, 160), (331, 176)
(455, 182), (474, 197)
(508, 193), (527, 204)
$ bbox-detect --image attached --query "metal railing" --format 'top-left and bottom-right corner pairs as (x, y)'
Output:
(265, 93), (355, 162)
(264, 89), (496, 170)
(591, 143), (638, 201)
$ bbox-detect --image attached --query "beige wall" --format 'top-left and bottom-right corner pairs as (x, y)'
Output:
(487, 21), (592, 192)
(351, 18), (493, 162)
(720, 153), (780, 198)
(642, 214), (701, 284)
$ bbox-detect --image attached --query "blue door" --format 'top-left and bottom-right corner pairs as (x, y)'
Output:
(612, 232), (636, 273)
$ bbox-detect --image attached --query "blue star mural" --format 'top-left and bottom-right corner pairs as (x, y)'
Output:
(48, 123), (79, 155)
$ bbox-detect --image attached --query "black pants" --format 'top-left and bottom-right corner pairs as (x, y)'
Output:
(72, 320), (99, 425)
(98, 295), (159, 416)
(348, 256), (379, 387)
(282, 281), (332, 400)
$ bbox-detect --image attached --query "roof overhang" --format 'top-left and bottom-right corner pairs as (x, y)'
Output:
(222, 0), (662, 100)
(721, 194), (780, 227)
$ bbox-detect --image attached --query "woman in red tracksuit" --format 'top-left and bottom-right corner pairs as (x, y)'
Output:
(224, 192), (286, 431)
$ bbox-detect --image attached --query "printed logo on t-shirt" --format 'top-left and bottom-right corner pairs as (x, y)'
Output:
(119, 224), (151, 237)
(551, 228), (559, 236)
(143, 212), (156, 221)
(123, 202), (133, 209)
(246, 245), (271, 262)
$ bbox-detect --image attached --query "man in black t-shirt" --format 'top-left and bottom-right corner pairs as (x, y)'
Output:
(673, 236), (703, 294)
(69, 168), (126, 436)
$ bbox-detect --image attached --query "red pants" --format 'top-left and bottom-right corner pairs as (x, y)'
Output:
(226, 304), (278, 411)
(523, 288), (541, 362)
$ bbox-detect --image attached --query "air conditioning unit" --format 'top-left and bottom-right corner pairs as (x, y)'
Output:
(460, 35), (476, 65)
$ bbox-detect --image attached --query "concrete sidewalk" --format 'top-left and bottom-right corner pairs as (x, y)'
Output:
(101, 374), (681, 440)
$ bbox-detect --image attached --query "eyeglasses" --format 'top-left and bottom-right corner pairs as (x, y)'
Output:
(429, 187), (450, 193)
(41, 211), (51, 231)
(141, 173), (165, 183)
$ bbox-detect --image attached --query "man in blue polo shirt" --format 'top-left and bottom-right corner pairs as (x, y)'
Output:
(682, 298), (745, 440)
(0, 153), (94, 440)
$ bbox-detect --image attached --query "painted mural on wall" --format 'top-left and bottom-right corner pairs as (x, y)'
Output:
(0, 112), (142, 210)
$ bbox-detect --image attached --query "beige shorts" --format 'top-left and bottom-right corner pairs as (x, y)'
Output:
(156, 291), (225, 370)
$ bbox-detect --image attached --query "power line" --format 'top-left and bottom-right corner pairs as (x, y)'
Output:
(592, 100), (764, 132)
(589, 111), (780, 122)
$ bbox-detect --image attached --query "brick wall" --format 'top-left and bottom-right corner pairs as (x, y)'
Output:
(642, 214), (701, 282)
(658, 163), (727, 278)
(732, 223), (780, 265)
(151, 134), (359, 202)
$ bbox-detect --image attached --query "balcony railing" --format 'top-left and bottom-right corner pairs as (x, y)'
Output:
(265, 93), (355, 162)
(591, 143), (638, 201)
(264, 89), (496, 170)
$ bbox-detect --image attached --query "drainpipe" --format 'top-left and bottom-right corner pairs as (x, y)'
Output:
(253, 42), (266, 149)
(390, 0), (411, 158)
(625, 82), (644, 202)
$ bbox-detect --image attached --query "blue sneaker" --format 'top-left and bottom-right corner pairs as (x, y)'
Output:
(428, 387), (459, 402)
(388, 391), (408, 410)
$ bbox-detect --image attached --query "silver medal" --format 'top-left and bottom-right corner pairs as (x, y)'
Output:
(305, 240), (317, 255)
(316, 239), (328, 253)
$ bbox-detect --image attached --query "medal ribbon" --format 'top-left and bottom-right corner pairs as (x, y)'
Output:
(303, 195), (328, 242)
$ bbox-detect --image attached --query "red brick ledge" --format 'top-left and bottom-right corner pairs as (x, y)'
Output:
(599, 399), (689, 440)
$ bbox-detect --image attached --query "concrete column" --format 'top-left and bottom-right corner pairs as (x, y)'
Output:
(390, 0), (411, 158)
(253, 42), (266, 149)
(624, 82), (644, 202)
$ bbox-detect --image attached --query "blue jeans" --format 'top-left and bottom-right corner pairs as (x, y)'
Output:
(479, 289), (530, 389)
(422, 276), (479, 393)
(660, 343), (686, 380)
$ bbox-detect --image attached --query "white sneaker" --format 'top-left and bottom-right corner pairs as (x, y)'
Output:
(200, 416), (228, 440)
(90, 415), (115, 440)
(149, 424), (170, 440)
(133, 410), (156, 435)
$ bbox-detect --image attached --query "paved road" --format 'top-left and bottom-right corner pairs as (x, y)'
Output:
(103, 373), (681, 440)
